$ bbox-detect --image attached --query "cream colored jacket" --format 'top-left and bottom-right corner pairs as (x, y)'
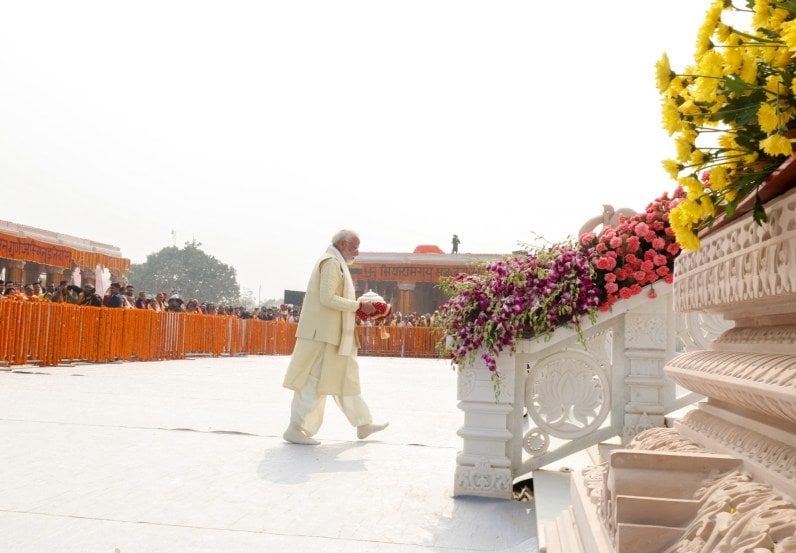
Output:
(283, 247), (362, 395)
(295, 251), (359, 346)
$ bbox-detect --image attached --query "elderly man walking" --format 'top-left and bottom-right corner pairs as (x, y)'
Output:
(282, 229), (389, 445)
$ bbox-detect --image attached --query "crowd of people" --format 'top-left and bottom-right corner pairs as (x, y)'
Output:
(0, 279), (286, 320)
(0, 279), (441, 326)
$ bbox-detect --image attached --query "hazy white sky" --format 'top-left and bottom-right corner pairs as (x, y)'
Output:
(0, 1), (709, 300)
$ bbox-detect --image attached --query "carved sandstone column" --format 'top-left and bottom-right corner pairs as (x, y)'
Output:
(621, 291), (677, 442)
(396, 282), (415, 315)
(6, 260), (25, 285)
(553, 187), (796, 553)
(46, 266), (68, 286)
(667, 187), (796, 504)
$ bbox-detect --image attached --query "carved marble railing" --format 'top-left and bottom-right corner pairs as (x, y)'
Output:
(542, 188), (796, 552)
(453, 281), (732, 499)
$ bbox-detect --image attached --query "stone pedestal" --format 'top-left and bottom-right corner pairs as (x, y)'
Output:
(454, 350), (517, 499)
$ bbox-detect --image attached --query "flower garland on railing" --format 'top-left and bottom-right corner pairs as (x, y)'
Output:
(437, 243), (601, 379)
(580, 188), (683, 309)
(437, 188), (685, 393)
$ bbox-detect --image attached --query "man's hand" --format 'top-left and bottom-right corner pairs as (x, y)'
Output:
(358, 301), (377, 315)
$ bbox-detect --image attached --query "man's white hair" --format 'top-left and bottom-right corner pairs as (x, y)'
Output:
(332, 229), (358, 246)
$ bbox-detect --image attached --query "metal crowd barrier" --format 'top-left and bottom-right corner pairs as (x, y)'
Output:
(0, 301), (445, 367)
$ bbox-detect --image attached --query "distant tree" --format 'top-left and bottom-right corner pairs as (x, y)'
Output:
(262, 297), (283, 307)
(237, 287), (257, 309)
(127, 240), (241, 304)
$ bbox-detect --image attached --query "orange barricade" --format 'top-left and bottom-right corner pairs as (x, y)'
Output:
(0, 302), (447, 367)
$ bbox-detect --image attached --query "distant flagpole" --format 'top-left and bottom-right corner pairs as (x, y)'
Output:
(171, 230), (176, 247)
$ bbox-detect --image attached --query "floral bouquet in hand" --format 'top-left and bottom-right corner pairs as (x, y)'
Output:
(356, 301), (392, 322)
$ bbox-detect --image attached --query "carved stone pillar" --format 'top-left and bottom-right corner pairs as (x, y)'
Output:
(396, 282), (415, 315)
(46, 266), (68, 286)
(621, 292), (676, 442)
(666, 186), (796, 504)
(454, 350), (517, 499)
(23, 262), (43, 286)
(6, 260), (25, 285)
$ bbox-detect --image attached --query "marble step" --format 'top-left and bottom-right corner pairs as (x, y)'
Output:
(542, 507), (583, 553)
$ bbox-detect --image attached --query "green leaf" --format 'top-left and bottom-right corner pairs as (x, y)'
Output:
(722, 75), (754, 94)
(753, 196), (769, 225)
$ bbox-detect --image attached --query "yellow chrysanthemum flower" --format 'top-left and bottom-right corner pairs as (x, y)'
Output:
(707, 95), (727, 117)
(662, 159), (682, 179)
(708, 165), (729, 191)
(765, 74), (785, 96)
(670, 208), (702, 251)
(723, 43), (743, 74)
(718, 131), (738, 150)
(761, 43), (777, 65)
(758, 103), (779, 134)
(679, 175), (704, 199)
(696, 1), (723, 56)
(666, 76), (687, 98)
(769, 7), (788, 33)
(681, 127), (698, 145)
(753, 0), (771, 30)
(694, 51), (723, 102)
(699, 195), (716, 218)
(771, 46), (792, 69)
(675, 136), (693, 163)
(672, 200), (696, 224)
(655, 53), (673, 94)
(675, 227), (701, 251)
(690, 149), (709, 166)
(716, 21), (732, 43)
(782, 20), (796, 52)
(760, 133), (793, 156)
(739, 53), (759, 84)
(678, 100), (702, 116)
(679, 194), (717, 220)
(743, 150), (760, 164)
(661, 99), (683, 135)
(659, 0), (795, 250)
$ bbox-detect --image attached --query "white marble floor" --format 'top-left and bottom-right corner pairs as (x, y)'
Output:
(0, 355), (579, 553)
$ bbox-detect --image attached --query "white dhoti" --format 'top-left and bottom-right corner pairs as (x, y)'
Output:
(290, 358), (373, 437)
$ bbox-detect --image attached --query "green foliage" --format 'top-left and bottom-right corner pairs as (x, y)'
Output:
(127, 240), (242, 304)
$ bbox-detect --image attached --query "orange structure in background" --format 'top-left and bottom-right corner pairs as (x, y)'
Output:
(350, 249), (504, 316)
(0, 220), (130, 289)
